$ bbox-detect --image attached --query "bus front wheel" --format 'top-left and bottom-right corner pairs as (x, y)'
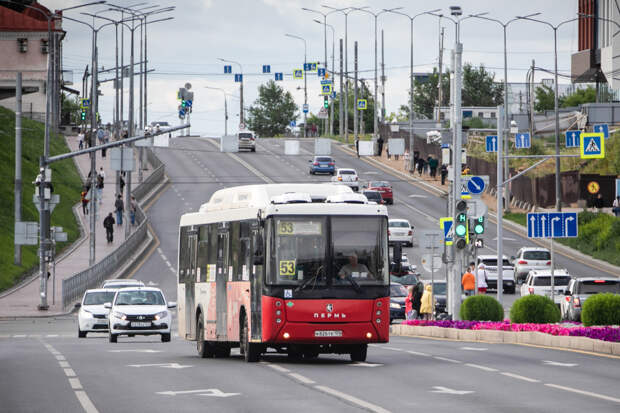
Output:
(350, 344), (367, 362)
(241, 314), (260, 362)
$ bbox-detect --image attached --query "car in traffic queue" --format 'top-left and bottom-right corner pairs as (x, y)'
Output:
(431, 280), (448, 315)
(101, 279), (145, 289)
(389, 282), (408, 323)
(519, 269), (571, 306)
(366, 181), (393, 204)
(512, 247), (551, 283)
(362, 189), (384, 204)
(476, 255), (516, 294)
(238, 130), (257, 152)
(560, 277), (620, 322)
(331, 168), (360, 191)
(388, 219), (414, 247)
(76, 289), (117, 338)
(308, 156), (336, 175)
(105, 287), (176, 343)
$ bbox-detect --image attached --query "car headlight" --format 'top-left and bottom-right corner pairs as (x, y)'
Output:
(112, 311), (127, 320)
(390, 302), (401, 309)
(81, 309), (93, 318)
(154, 311), (168, 321)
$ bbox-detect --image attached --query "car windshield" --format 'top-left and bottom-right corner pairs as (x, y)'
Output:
(391, 274), (418, 285)
(115, 290), (165, 306)
(370, 181), (389, 187)
(339, 170), (355, 175)
(523, 251), (551, 260)
(363, 191), (381, 201)
(482, 259), (511, 267)
(390, 284), (408, 297)
(389, 221), (409, 228)
(577, 281), (620, 294)
(432, 282), (447, 295)
(316, 157), (332, 163)
(533, 276), (571, 286)
(83, 291), (116, 305)
(239, 133), (253, 139)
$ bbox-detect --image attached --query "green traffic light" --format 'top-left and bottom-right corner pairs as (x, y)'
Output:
(474, 224), (484, 234)
(455, 224), (467, 237)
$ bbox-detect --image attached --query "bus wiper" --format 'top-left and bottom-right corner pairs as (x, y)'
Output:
(343, 275), (362, 293)
(295, 275), (318, 292)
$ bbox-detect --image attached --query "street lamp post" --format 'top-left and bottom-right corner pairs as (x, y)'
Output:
(313, 19), (335, 136)
(205, 86), (229, 136)
(517, 14), (579, 212)
(285, 34), (308, 138)
(218, 58), (244, 127)
(384, 8), (441, 171)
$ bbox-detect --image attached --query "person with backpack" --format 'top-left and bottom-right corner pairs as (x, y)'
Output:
(114, 194), (124, 226)
(103, 212), (115, 243)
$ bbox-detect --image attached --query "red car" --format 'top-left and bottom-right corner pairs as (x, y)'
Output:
(366, 181), (393, 204)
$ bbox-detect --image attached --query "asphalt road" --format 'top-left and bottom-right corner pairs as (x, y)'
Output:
(2, 136), (618, 412)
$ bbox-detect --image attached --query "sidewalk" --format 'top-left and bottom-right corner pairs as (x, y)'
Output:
(0, 137), (144, 318)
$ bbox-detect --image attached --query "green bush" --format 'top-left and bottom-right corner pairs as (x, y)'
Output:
(509, 295), (560, 324)
(460, 295), (504, 321)
(581, 293), (620, 327)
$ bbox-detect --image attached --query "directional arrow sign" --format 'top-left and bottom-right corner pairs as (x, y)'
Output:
(430, 386), (474, 395)
(549, 212), (563, 237)
(564, 212), (578, 237)
(593, 123), (609, 139)
(157, 389), (241, 397)
(467, 176), (485, 195)
(485, 135), (497, 153)
(515, 133), (531, 149)
(565, 130), (581, 148)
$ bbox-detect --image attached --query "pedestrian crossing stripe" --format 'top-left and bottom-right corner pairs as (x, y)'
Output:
(580, 132), (604, 159)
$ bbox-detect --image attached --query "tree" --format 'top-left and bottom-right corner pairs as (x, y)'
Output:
(561, 86), (596, 108)
(61, 93), (81, 125)
(534, 85), (557, 112)
(412, 68), (451, 119)
(247, 80), (297, 137)
(461, 63), (504, 107)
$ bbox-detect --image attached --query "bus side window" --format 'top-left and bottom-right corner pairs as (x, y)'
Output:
(179, 227), (189, 283)
(197, 225), (209, 282)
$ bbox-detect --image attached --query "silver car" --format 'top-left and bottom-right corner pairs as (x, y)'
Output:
(561, 277), (620, 321)
(238, 131), (257, 152)
(513, 247), (551, 283)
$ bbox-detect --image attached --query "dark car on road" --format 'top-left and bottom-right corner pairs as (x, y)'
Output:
(390, 282), (408, 323)
(309, 156), (336, 175)
(362, 190), (384, 204)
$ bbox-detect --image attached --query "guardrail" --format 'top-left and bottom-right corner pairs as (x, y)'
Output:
(61, 148), (163, 310)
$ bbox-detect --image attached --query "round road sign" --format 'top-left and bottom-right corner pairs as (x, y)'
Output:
(239, 123), (246, 130)
(587, 181), (600, 194)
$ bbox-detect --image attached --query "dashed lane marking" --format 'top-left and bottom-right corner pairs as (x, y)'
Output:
(69, 378), (83, 390)
(407, 350), (431, 357)
(500, 372), (540, 383)
(433, 356), (461, 364)
(288, 373), (316, 384)
(314, 385), (391, 413)
(264, 363), (290, 373)
(465, 363), (498, 372)
(64, 368), (77, 377)
(545, 383), (620, 404)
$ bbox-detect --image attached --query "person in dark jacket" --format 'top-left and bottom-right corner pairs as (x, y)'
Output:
(412, 281), (424, 318)
(114, 195), (124, 226)
(103, 213), (115, 243)
(440, 164), (448, 185)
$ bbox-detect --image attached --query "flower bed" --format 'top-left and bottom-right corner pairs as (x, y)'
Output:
(403, 320), (620, 343)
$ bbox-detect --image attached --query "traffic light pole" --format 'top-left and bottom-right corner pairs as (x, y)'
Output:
(496, 105), (505, 306)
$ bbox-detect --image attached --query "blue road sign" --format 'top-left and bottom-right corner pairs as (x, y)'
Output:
(331, 90), (336, 99)
(234, 74), (243, 82)
(224, 65), (232, 74)
(527, 212), (578, 238)
(310, 62), (317, 71)
(290, 120), (296, 127)
(581, 133), (604, 158)
(440, 217), (454, 245)
(320, 79), (332, 85)
(303, 63), (311, 71)
(357, 99), (367, 110)
(467, 176), (485, 195)
(515, 133), (531, 149)
(593, 123), (609, 139)
(565, 130), (581, 148)
(303, 104), (309, 113)
(178, 109), (186, 118)
(485, 135), (498, 153)
(321, 85), (332, 95)
(318, 68), (326, 77)
(80, 98), (90, 108)
(262, 65), (271, 73)
(275, 72), (283, 81)
(185, 100), (193, 108)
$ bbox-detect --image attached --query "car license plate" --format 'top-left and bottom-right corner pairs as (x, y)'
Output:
(320, 164), (327, 167)
(314, 330), (342, 337)
(131, 321), (151, 327)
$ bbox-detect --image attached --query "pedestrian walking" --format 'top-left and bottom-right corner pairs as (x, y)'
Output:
(97, 127), (105, 145)
(420, 284), (434, 320)
(594, 193), (604, 213)
(103, 212), (115, 243)
(120, 175), (126, 196)
(613, 196), (620, 217)
(412, 281), (424, 318)
(377, 136), (384, 156)
(78, 132), (84, 150)
(476, 263), (488, 294)
(96, 173), (104, 205)
(461, 264), (476, 296)
(114, 194), (124, 226)
(416, 157), (425, 176)
(80, 187), (90, 215)
(130, 195), (137, 226)
(429, 156), (439, 179)
(440, 164), (448, 185)
(386, 146), (391, 159)
(405, 285), (416, 321)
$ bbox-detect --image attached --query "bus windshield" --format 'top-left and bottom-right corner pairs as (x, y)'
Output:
(268, 215), (388, 287)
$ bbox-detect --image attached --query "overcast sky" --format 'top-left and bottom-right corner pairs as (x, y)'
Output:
(47, 0), (579, 135)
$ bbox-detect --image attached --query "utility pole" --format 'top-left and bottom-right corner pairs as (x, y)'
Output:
(437, 26), (444, 121)
(354, 41), (358, 148)
(126, 18), (136, 240)
(339, 38), (344, 139)
(14, 72), (23, 265)
(89, 29), (98, 266)
(496, 105), (505, 307)
(381, 30), (385, 124)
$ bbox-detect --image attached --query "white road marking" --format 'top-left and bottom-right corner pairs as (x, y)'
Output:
(430, 386), (474, 395)
(314, 385), (391, 413)
(460, 347), (488, 351)
(408, 194), (428, 198)
(108, 349), (162, 353)
(382, 346), (403, 351)
(164, 259), (172, 267)
(157, 247), (163, 254)
(156, 389), (240, 397)
(75, 391), (99, 413)
(288, 373), (316, 384)
(543, 360), (578, 367)
(69, 378), (83, 390)
(170, 268), (176, 274)
(265, 363), (290, 373)
(55, 355), (65, 361)
(46, 334), (59, 338)
(434, 356), (461, 364)
(545, 383), (620, 404)
(59, 361), (70, 368)
(64, 368), (77, 377)
(501, 372), (540, 383)
(465, 363), (498, 372)
(128, 363), (192, 369)
(349, 362), (384, 367)
(407, 350), (430, 357)
(13, 334), (26, 338)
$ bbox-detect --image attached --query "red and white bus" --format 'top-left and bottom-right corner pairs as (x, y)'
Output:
(177, 184), (390, 362)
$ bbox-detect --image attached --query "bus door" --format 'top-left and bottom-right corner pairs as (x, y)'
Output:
(216, 225), (229, 338)
(250, 225), (263, 340)
(185, 229), (198, 339)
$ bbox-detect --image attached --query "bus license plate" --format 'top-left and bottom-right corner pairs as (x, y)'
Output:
(314, 330), (342, 337)
(131, 322), (151, 328)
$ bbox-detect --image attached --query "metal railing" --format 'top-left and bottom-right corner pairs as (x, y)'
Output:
(61, 148), (164, 309)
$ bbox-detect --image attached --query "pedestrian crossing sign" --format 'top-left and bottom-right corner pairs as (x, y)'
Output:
(580, 132), (604, 159)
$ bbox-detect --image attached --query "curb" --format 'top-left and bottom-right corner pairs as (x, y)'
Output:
(390, 324), (620, 357)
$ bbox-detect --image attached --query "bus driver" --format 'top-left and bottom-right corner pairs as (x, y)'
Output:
(337, 252), (373, 281)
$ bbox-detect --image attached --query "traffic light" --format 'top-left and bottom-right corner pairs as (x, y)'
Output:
(323, 96), (329, 109)
(181, 100), (187, 108)
(455, 200), (468, 249)
(473, 216), (485, 235)
(80, 109), (86, 121)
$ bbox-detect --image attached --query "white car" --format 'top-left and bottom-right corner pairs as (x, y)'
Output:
(101, 279), (145, 289)
(331, 168), (359, 191)
(512, 247), (551, 283)
(76, 289), (116, 337)
(105, 287), (176, 343)
(238, 130), (257, 152)
(476, 255), (516, 294)
(388, 219), (414, 247)
(519, 269), (571, 305)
